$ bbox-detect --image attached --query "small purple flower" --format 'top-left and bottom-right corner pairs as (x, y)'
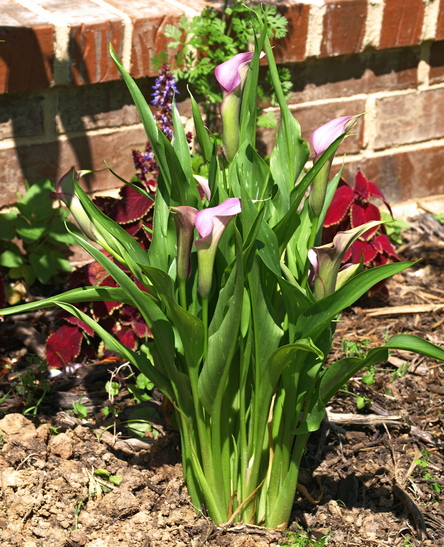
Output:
(152, 63), (179, 140)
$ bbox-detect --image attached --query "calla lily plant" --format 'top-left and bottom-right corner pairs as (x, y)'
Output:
(1, 13), (443, 531)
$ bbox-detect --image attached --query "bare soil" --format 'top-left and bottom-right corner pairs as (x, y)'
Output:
(0, 212), (443, 547)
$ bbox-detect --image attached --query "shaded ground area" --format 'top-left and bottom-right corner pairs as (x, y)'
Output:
(0, 213), (443, 547)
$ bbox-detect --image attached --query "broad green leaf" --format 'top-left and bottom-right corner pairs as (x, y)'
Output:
(172, 102), (193, 181)
(295, 261), (415, 341)
(15, 218), (46, 243)
(384, 334), (444, 362)
(319, 347), (389, 405)
(0, 286), (134, 317)
(190, 91), (212, 163)
(139, 265), (204, 374)
(110, 45), (198, 207)
(0, 246), (24, 268)
(0, 211), (17, 241)
(199, 230), (244, 413)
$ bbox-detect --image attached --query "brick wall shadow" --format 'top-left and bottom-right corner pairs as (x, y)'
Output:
(0, 26), (96, 194)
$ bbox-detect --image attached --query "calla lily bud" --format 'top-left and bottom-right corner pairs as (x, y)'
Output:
(309, 116), (358, 217)
(309, 221), (381, 300)
(171, 206), (198, 282)
(195, 198), (242, 298)
(215, 52), (261, 162)
(52, 166), (97, 241)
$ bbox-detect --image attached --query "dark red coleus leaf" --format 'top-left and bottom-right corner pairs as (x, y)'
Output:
(109, 185), (154, 225)
(59, 308), (95, 336)
(344, 239), (379, 264)
(350, 201), (381, 240)
(119, 305), (152, 338)
(372, 233), (400, 259)
(324, 184), (355, 227)
(112, 324), (138, 351)
(46, 324), (83, 368)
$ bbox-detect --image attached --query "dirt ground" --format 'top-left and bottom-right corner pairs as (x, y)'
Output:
(0, 210), (443, 547)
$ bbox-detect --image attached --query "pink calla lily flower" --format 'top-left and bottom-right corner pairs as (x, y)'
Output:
(171, 199), (242, 297)
(51, 166), (97, 241)
(215, 52), (263, 162)
(195, 198), (242, 297)
(308, 221), (381, 300)
(309, 115), (359, 216)
(215, 52), (256, 95)
(311, 116), (355, 161)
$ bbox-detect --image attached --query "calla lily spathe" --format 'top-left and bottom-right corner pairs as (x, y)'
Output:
(308, 115), (358, 217)
(311, 116), (355, 161)
(195, 198), (242, 298)
(308, 221), (381, 300)
(215, 52), (261, 162)
(52, 167), (97, 241)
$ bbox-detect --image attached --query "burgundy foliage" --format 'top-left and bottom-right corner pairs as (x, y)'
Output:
(322, 169), (400, 294)
(46, 182), (155, 368)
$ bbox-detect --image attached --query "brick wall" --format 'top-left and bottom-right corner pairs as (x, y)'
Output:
(0, 0), (444, 206)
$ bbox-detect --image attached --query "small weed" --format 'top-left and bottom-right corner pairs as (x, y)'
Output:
(8, 355), (50, 416)
(280, 525), (329, 546)
(381, 211), (411, 245)
(414, 449), (442, 495)
(72, 396), (88, 419)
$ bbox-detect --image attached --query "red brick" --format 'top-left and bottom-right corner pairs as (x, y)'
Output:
(258, 98), (366, 158)
(105, 0), (185, 79)
(272, 2), (310, 64)
(437, 0), (444, 40)
(320, 0), (367, 57)
(374, 88), (444, 150)
(288, 47), (419, 104)
(380, 0), (424, 49)
(0, 94), (44, 140)
(0, 0), (54, 93)
(32, 0), (124, 85)
(0, 124), (149, 206)
(429, 41), (444, 84)
(340, 144), (444, 204)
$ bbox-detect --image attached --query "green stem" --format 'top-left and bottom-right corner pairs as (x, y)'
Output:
(179, 278), (187, 310)
(301, 214), (319, 290)
(202, 295), (209, 359)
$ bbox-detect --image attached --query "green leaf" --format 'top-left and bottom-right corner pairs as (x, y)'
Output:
(199, 230), (244, 412)
(0, 246), (24, 268)
(139, 265), (204, 377)
(319, 347), (389, 404)
(190, 91), (213, 163)
(0, 286), (135, 317)
(0, 211), (17, 241)
(15, 218), (46, 243)
(295, 261), (415, 341)
(384, 334), (444, 362)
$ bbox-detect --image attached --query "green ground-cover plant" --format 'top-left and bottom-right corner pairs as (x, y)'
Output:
(1, 11), (444, 529)
(0, 178), (77, 290)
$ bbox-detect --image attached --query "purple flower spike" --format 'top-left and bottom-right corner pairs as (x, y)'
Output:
(311, 116), (355, 161)
(194, 198), (242, 297)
